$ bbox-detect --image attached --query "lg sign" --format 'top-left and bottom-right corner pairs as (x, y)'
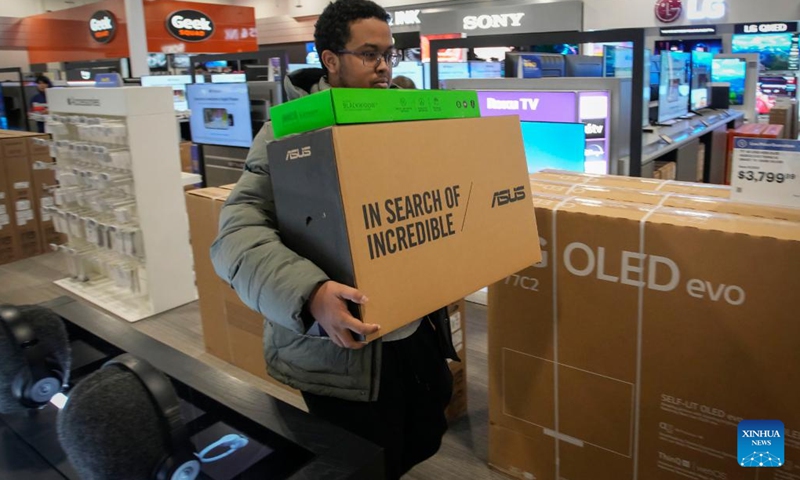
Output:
(463, 13), (525, 31)
(167, 10), (215, 42)
(89, 10), (116, 44)
(655, 0), (726, 23)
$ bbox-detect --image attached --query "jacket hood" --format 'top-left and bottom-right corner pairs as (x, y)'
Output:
(283, 68), (330, 101)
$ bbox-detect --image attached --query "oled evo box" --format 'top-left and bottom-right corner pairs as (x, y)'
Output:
(268, 116), (540, 340)
(269, 88), (481, 139)
(488, 192), (800, 480)
(532, 169), (732, 198)
(529, 179), (800, 222)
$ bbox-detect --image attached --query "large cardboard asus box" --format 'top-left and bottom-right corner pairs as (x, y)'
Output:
(269, 88), (481, 139)
(488, 193), (800, 480)
(186, 187), (472, 419)
(267, 116), (540, 340)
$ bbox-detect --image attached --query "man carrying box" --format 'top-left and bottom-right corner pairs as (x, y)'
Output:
(210, 1), (458, 478)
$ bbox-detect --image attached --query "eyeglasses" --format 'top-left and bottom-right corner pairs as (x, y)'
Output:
(337, 50), (401, 68)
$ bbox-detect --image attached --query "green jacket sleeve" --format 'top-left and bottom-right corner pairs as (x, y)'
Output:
(210, 123), (329, 333)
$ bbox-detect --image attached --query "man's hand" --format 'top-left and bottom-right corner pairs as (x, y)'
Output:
(308, 281), (380, 349)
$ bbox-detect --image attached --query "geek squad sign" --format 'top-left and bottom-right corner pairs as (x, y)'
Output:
(89, 10), (117, 44)
(166, 10), (215, 42)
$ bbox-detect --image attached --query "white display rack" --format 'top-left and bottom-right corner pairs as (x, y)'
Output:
(47, 87), (197, 322)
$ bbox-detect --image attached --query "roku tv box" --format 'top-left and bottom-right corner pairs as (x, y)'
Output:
(268, 116), (540, 340)
(269, 88), (481, 139)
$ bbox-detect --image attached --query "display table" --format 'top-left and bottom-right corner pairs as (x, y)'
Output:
(630, 109), (745, 183)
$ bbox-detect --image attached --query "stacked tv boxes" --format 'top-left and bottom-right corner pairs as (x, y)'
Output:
(185, 88), (542, 419)
(0, 130), (64, 265)
(488, 169), (799, 480)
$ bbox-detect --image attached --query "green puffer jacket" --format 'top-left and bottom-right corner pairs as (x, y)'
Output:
(211, 69), (385, 401)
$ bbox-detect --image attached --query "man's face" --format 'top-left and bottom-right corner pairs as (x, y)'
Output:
(37, 81), (48, 92)
(324, 18), (393, 89)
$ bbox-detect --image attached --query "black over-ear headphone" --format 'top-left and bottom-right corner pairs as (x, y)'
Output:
(0, 305), (65, 408)
(103, 354), (200, 480)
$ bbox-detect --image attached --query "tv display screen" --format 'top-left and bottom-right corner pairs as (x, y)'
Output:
(211, 74), (246, 83)
(141, 75), (192, 111)
(469, 62), (503, 79)
(392, 61), (424, 89)
(187, 83), (253, 148)
(690, 51), (713, 110)
(0, 84), (7, 130)
(147, 53), (168, 70)
(712, 58), (747, 105)
(172, 54), (191, 69)
(530, 44), (579, 55)
(654, 39), (723, 55)
(658, 52), (690, 123)
(519, 121), (586, 173)
(732, 33), (800, 71)
(603, 45), (633, 78)
(423, 62), (469, 88)
(757, 75), (798, 114)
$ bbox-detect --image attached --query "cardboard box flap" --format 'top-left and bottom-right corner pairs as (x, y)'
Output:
(531, 178), (800, 222)
(534, 169), (732, 198)
(186, 187), (231, 201)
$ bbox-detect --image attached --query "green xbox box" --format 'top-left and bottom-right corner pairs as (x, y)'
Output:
(270, 88), (481, 139)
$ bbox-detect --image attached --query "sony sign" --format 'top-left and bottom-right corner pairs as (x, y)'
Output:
(389, 10), (421, 26)
(685, 0), (726, 21)
(463, 13), (525, 31)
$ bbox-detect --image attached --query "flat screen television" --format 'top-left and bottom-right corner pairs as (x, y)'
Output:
(422, 62), (469, 89)
(603, 45), (633, 78)
(187, 83), (253, 148)
(147, 53), (168, 70)
(530, 44), (579, 55)
(0, 84), (7, 130)
(141, 75), (192, 111)
(172, 54), (191, 69)
(712, 58), (746, 105)
(392, 61), (424, 89)
(654, 39), (723, 55)
(732, 33), (800, 71)
(757, 75), (798, 114)
(565, 55), (603, 77)
(519, 121), (586, 173)
(469, 62), (503, 79)
(690, 51), (713, 110)
(657, 52), (691, 124)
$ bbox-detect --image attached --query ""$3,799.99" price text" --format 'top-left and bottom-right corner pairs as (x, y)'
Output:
(736, 171), (797, 183)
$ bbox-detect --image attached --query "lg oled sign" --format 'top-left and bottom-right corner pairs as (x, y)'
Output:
(655, 0), (726, 24)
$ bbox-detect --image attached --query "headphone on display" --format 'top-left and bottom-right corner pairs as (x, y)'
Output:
(103, 354), (201, 480)
(0, 305), (65, 409)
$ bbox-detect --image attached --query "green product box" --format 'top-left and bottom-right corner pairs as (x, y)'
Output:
(269, 88), (481, 139)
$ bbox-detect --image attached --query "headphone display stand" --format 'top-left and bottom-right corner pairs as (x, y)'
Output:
(44, 87), (197, 322)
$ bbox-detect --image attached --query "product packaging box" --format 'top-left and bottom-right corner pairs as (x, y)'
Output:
(268, 116), (540, 340)
(444, 299), (468, 422)
(531, 169), (732, 198)
(528, 179), (800, 222)
(488, 192), (800, 480)
(0, 152), (17, 265)
(0, 134), (40, 259)
(269, 88), (481, 139)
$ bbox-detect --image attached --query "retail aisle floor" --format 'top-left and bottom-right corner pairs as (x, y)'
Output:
(0, 253), (506, 479)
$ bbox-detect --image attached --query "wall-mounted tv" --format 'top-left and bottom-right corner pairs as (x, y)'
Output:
(732, 33), (799, 71)
(654, 39), (723, 55)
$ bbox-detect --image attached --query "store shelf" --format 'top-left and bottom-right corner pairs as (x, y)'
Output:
(55, 277), (155, 322)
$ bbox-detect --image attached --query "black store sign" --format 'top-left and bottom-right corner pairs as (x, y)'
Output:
(166, 10), (215, 42)
(734, 22), (798, 34)
(89, 10), (117, 44)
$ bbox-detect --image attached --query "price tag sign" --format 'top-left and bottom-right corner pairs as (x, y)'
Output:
(731, 137), (800, 207)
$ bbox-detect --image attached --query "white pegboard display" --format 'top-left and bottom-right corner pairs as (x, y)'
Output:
(44, 87), (196, 322)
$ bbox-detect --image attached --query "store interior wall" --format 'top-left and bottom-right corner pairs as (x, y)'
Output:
(584, 0), (800, 31)
(0, 49), (29, 70)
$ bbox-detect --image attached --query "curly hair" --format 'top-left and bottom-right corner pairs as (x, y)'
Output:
(315, 0), (391, 73)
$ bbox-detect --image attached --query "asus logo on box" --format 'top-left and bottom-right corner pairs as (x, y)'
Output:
(463, 13), (525, 31)
(492, 186), (525, 208)
(285, 147), (311, 161)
